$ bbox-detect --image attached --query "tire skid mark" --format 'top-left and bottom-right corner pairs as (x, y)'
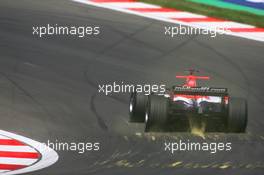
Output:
(83, 20), (158, 106)
(0, 71), (57, 121)
(193, 39), (253, 100)
(95, 21), (156, 56)
(153, 34), (198, 62)
(83, 71), (127, 104)
(90, 93), (109, 131)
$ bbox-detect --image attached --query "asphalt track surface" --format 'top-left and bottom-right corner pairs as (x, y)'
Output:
(0, 0), (264, 174)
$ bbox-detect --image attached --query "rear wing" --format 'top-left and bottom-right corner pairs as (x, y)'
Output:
(173, 86), (228, 96)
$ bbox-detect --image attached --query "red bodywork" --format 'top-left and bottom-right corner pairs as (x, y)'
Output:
(176, 75), (210, 87)
(174, 71), (210, 100)
(174, 71), (228, 104)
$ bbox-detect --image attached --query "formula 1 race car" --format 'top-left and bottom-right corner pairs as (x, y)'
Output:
(129, 70), (247, 133)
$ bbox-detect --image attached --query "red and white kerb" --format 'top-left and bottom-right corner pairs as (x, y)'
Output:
(0, 130), (58, 175)
(0, 134), (40, 174)
(73, 0), (264, 42)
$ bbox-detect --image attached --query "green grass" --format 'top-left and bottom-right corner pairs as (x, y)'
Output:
(139, 0), (264, 28)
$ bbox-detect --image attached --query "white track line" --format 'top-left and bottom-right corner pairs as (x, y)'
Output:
(0, 135), (11, 140)
(242, 32), (264, 41)
(147, 12), (206, 18)
(98, 2), (160, 8)
(191, 21), (254, 29)
(0, 170), (9, 173)
(0, 158), (37, 166)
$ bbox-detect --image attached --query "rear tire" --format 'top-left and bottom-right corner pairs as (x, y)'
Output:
(129, 92), (148, 122)
(145, 95), (168, 132)
(227, 97), (247, 133)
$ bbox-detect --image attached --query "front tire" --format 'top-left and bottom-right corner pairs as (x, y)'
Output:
(227, 97), (247, 133)
(145, 95), (168, 132)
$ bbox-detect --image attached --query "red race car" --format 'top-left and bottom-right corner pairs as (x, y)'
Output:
(129, 69), (247, 133)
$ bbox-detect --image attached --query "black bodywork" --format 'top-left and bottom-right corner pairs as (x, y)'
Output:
(129, 86), (247, 133)
(165, 86), (229, 132)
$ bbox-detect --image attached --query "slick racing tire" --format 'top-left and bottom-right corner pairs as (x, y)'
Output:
(227, 97), (247, 133)
(129, 92), (148, 122)
(145, 95), (168, 132)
